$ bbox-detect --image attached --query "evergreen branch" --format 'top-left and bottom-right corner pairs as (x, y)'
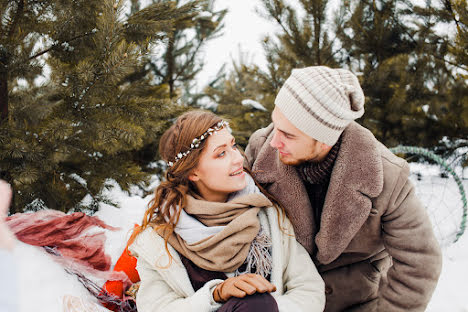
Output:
(261, 0), (294, 39)
(275, 11), (294, 40)
(149, 62), (164, 79)
(386, 8), (467, 71)
(7, 0), (24, 40)
(434, 54), (468, 70)
(174, 37), (205, 81)
(442, 0), (460, 29)
(28, 31), (96, 61)
(324, 48), (343, 65)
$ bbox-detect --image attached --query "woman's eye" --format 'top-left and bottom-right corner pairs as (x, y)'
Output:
(217, 151), (225, 157)
(232, 143), (238, 150)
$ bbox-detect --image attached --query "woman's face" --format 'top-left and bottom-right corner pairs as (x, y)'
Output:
(189, 128), (246, 202)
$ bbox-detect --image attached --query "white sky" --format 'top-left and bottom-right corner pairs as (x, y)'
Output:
(197, 0), (343, 87)
(197, 0), (276, 86)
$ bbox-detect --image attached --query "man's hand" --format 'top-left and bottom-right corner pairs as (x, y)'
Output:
(213, 273), (276, 303)
(0, 180), (15, 250)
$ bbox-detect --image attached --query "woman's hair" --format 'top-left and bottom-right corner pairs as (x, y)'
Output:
(127, 110), (223, 255)
(128, 110), (290, 260)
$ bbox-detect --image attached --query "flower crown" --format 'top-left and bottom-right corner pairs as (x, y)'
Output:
(167, 120), (229, 167)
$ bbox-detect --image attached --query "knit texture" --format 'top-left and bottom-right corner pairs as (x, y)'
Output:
(297, 137), (341, 185)
(296, 137), (341, 231)
(275, 66), (365, 146)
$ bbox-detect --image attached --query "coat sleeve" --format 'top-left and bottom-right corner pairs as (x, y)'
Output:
(275, 219), (326, 312)
(378, 164), (442, 311)
(134, 255), (223, 312)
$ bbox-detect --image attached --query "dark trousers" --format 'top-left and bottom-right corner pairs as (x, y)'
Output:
(218, 292), (279, 312)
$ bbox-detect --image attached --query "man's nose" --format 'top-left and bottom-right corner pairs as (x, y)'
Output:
(270, 131), (282, 149)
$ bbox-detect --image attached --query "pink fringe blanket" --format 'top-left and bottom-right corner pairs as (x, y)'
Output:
(6, 209), (118, 271)
(6, 209), (135, 311)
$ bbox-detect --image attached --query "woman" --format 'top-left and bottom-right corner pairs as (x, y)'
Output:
(129, 111), (325, 312)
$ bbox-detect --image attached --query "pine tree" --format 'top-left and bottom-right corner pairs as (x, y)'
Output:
(0, 0), (196, 213)
(127, 0), (226, 101)
(259, 0), (343, 80)
(433, 0), (468, 166)
(121, 0), (226, 172)
(338, 0), (466, 149)
(204, 57), (275, 148)
(214, 0), (466, 160)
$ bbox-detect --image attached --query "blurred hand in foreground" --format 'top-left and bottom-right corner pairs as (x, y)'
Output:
(0, 180), (15, 250)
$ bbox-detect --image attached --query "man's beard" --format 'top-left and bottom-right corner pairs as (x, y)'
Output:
(278, 153), (308, 166)
(278, 148), (325, 166)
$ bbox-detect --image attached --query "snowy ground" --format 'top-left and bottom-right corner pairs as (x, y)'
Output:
(6, 164), (468, 312)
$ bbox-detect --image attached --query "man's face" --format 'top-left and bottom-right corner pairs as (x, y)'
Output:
(270, 107), (331, 166)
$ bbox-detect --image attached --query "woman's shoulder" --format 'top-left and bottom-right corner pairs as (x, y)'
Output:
(129, 227), (178, 267)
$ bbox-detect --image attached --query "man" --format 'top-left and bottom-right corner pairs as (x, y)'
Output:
(245, 66), (442, 311)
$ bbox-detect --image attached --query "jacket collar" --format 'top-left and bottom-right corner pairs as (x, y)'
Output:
(252, 122), (383, 264)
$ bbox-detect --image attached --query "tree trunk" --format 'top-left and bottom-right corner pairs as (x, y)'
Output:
(166, 34), (175, 98)
(0, 71), (7, 122)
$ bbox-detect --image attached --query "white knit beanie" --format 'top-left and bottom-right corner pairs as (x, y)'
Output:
(274, 66), (365, 146)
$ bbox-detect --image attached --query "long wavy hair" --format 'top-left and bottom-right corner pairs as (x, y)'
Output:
(128, 110), (288, 261)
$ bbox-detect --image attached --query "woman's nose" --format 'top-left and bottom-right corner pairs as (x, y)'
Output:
(233, 148), (244, 165)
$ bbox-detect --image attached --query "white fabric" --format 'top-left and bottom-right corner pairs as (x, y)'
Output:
(174, 174), (262, 245)
(174, 209), (224, 245)
(130, 207), (325, 312)
(0, 249), (18, 312)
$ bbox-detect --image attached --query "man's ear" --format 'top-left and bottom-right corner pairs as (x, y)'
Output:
(188, 170), (200, 182)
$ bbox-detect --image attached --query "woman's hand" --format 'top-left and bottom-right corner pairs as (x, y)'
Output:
(213, 273), (276, 303)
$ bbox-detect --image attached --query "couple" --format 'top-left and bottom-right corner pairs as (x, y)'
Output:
(129, 66), (442, 312)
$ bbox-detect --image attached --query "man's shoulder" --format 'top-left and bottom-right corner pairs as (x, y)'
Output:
(249, 123), (274, 147)
(347, 122), (408, 171)
(342, 122), (410, 194)
(377, 142), (408, 170)
(245, 124), (274, 168)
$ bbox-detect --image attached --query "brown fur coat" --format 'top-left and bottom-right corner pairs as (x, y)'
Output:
(245, 122), (442, 312)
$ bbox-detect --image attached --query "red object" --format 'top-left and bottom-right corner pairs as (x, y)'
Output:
(101, 224), (140, 311)
(102, 246), (140, 298)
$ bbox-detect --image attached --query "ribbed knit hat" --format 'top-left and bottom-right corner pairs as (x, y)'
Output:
(274, 66), (365, 146)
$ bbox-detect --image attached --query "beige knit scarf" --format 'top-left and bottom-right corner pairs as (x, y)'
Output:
(157, 193), (272, 273)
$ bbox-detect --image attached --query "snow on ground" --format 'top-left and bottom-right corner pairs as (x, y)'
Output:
(428, 231), (468, 312)
(6, 164), (468, 312)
